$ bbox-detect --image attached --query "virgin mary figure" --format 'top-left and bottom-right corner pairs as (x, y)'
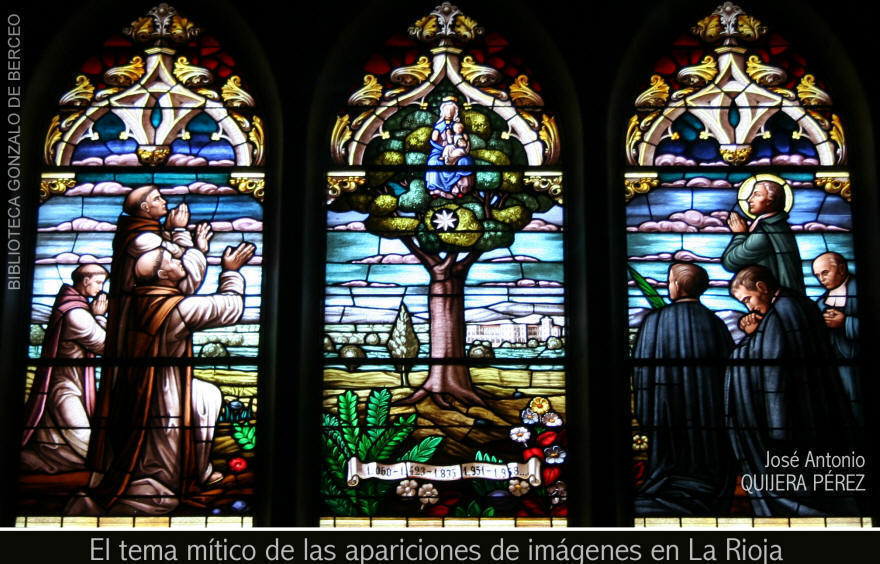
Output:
(426, 97), (474, 198)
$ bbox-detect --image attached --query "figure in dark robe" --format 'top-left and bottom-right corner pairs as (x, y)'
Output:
(633, 263), (735, 515)
(725, 265), (858, 516)
(21, 265), (108, 473)
(812, 252), (861, 424)
(723, 180), (805, 294)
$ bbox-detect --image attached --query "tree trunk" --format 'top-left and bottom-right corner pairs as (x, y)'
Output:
(415, 261), (485, 406)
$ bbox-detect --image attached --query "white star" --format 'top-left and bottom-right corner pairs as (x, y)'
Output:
(432, 209), (458, 231)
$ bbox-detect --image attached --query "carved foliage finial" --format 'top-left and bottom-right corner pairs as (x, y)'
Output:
(409, 2), (484, 44)
(691, 2), (766, 43)
(124, 3), (201, 45)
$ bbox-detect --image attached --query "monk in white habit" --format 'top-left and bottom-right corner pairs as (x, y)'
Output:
(80, 242), (254, 515)
(21, 264), (108, 473)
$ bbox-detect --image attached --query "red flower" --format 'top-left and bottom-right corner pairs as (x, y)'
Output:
(536, 431), (558, 447)
(632, 461), (645, 481)
(523, 447), (544, 461)
(229, 457), (247, 473)
(439, 490), (463, 507)
(542, 466), (561, 486)
(425, 505), (450, 517)
(521, 497), (547, 516)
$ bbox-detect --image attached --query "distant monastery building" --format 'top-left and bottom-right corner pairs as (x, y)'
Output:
(466, 316), (563, 347)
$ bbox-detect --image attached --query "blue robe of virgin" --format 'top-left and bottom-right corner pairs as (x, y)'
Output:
(633, 300), (736, 515)
(425, 119), (473, 194)
(725, 289), (860, 516)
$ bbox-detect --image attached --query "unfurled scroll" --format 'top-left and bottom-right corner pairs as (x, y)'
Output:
(346, 457), (542, 487)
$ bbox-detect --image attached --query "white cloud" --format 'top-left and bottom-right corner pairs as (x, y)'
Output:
(655, 154), (696, 166)
(104, 153), (140, 166)
(523, 219), (561, 232)
(167, 154), (208, 167)
(353, 253), (420, 265)
(487, 255), (539, 263)
(71, 157), (104, 166)
(331, 222), (366, 231)
(339, 280), (399, 287)
(35, 252), (112, 264)
(479, 279), (562, 287)
(39, 217), (117, 232)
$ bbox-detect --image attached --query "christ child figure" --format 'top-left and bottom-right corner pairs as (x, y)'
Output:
(441, 122), (470, 165)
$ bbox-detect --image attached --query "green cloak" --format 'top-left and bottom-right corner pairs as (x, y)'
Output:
(722, 212), (805, 293)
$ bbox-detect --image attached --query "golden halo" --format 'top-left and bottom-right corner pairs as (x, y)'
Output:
(737, 174), (793, 219)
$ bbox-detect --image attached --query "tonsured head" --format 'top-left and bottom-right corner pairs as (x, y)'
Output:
(124, 185), (166, 219)
(134, 248), (186, 285)
(71, 263), (109, 297)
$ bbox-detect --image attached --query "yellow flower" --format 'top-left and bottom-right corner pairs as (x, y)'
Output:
(632, 434), (649, 451)
(529, 397), (551, 415)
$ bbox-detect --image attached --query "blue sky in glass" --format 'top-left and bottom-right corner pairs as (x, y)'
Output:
(626, 171), (854, 335)
(70, 111), (237, 165)
(626, 169), (854, 323)
(628, 235), (853, 331)
(627, 188), (850, 230)
(30, 174), (263, 359)
(324, 204), (566, 359)
(326, 206), (564, 228)
(38, 194), (263, 228)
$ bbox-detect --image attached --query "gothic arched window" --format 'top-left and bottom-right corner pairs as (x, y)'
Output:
(625, 2), (865, 521)
(20, 3), (265, 525)
(322, 2), (567, 525)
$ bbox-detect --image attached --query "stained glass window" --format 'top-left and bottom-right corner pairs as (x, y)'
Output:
(20, 3), (265, 522)
(625, 2), (866, 518)
(323, 2), (567, 524)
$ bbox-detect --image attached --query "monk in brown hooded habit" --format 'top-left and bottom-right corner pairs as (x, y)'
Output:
(100, 185), (211, 366)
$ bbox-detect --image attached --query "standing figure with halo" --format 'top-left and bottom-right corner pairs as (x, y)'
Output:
(722, 174), (805, 294)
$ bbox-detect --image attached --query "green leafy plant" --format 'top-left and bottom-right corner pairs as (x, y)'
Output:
(454, 500), (495, 518)
(472, 450), (507, 497)
(232, 422), (256, 450)
(321, 389), (443, 516)
(628, 265), (667, 309)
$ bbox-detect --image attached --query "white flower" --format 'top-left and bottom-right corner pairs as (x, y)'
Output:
(396, 479), (418, 497)
(521, 408), (540, 425)
(544, 445), (567, 465)
(509, 426), (531, 443)
(508, 478), (530, 497)
(541, 411), (563, 427)
(418, 483), (439, 506)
